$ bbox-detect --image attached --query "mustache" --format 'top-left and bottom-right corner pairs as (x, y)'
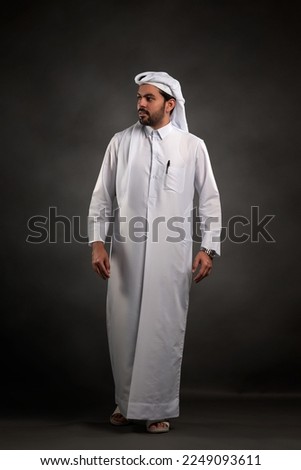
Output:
(138, 108), (149, 115)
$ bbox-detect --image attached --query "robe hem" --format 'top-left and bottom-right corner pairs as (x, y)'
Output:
(116, 395), (180, 420)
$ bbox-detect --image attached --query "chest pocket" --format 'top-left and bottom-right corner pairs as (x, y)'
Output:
(164, 164), (186, 193)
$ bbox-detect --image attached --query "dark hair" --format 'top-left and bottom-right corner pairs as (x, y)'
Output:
(159, 89), (176, 114)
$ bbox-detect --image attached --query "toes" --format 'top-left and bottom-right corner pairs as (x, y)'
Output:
(149, 422), (168, 430)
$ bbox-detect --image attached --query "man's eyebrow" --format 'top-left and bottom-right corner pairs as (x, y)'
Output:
(137, 93), (156, 98)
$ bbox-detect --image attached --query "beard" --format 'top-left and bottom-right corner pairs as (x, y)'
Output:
(138, 104), (165, 127)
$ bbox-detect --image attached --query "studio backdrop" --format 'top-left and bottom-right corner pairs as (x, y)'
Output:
(1, 0), (300, 415)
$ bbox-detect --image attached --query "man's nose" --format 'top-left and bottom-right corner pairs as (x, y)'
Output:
(138, 97), (147, 108)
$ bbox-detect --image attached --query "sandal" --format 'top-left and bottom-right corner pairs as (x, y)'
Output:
(146, 420), (170, 434)
(110, 406), (131, 426)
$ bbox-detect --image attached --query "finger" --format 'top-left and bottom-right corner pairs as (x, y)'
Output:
(92, 260), (108, 279)
(100, 259), (110, 278)
(92, 261), (100, 274)
(99, 259), (110, 279)
(193, 268), (205, 283)
(194, 264), (211, 283)
(93, 263), (103, 278)
(192, 259), (199, 273)
(104, 256), (111, 276)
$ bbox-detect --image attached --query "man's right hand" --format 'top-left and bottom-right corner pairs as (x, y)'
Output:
(91, 242), (110, 279)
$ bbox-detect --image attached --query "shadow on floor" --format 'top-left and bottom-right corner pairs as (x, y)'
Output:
(1, 393), (301, 449)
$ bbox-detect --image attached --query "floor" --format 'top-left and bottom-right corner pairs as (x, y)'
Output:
(1, 394), (301, 450)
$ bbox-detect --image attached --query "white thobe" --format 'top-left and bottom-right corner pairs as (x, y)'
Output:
(88, 121), (221, 420)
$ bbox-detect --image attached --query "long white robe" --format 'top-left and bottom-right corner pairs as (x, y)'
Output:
(88, 121), (221, 420)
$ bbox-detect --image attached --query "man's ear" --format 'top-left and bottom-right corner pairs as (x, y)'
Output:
(166, 99), (176, 114)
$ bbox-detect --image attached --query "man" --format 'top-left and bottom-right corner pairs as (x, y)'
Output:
(88, 71), (221, 433)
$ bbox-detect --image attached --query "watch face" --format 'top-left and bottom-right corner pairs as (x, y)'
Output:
(202, 248), (215, 258)
(202, 248), (213, 254)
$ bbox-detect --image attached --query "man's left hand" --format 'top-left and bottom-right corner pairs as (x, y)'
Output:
(192, 251), (213, 283)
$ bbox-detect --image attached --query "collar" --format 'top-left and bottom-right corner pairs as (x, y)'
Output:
(142, 121), (174, 140)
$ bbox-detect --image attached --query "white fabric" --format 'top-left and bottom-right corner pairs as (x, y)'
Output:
(135, 71), (188, 132)
(88, 122), (221, 420)
(145, 81), (173, 96)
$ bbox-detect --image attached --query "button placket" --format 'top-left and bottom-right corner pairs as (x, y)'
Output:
(149, 131), (160, 198)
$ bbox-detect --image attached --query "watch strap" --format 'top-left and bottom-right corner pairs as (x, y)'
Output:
(200, 247), (216, 259)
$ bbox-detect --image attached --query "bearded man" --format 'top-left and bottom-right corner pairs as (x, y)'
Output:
(88, 71), (221, 433)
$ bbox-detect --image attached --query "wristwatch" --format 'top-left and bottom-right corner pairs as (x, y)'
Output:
(200, 247), (216, 259)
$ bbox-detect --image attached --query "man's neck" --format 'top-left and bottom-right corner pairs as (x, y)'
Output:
(151, 118), (171, 130)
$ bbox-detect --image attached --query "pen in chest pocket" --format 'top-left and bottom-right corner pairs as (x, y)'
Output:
(166, 160), (170, 174)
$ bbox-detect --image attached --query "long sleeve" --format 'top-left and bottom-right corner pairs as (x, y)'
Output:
(88, 135), (118, 244)
(194, 140), (222, 255)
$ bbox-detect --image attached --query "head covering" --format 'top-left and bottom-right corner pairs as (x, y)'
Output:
(134, 71), (188, 132)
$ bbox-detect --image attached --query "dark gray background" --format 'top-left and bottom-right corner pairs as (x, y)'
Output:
(1, 0), (300, 420)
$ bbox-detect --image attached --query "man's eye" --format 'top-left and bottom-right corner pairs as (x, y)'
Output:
(147, 97), (153, 101)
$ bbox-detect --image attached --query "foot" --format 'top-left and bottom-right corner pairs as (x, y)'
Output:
(110, 406), (131, 426)
(146, 420), (170, 433)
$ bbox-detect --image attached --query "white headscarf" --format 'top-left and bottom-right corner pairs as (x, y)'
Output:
(134, 71), (188, 132)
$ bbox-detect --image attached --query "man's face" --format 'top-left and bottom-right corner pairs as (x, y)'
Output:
(137, 84), (168, 129)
